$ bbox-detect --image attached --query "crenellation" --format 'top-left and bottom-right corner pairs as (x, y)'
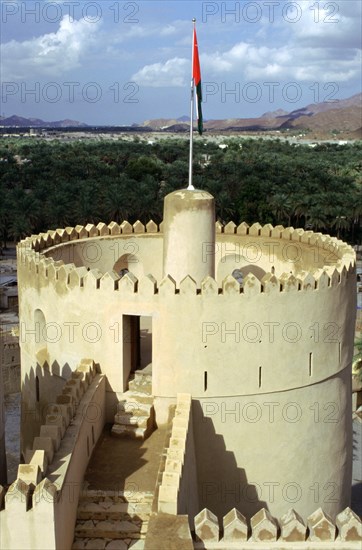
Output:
(299, 272), (316, 291)
(146, 220), (158, 233)
(68, 266), (89, 288)
(308, 231), (323, 246)
(118, 271), (138, 293)
(108, 221), (120, 235)
(65, 227), (78, 240)
(84, 223), (98, 237)
(222, 508), (248, 542)
(195, 508), (220, 543)
(99, 271), (120, 291)
(40, 425), (62, 452)
(97, 222), (110, 237)
(315, 269), (331, 290)
(120, 220), (133, 234)
(83, 269), (103, 289)
(251, 508), (278, 541)
(249, 222), (262, 236)
(159, 274), (176, 295)
(57, 264), (75, 285)
(243, 272), (262, 296)
(326, 267), (341, 287)
(55, 228), (70, 243)
(336, 507), (362, 542)
(224, 221), (236, 234)
(261, 272), (279, 293)
(237, 221), (249, 235)
(260, 223), (273, 237)
(280, 508), (306, 542)
(47, 230), (62, 246)
(281, 227), (294, 240)
(215, 221), (224, 233)
(222, 274), (241, 295)
(180, 275), (198, 295)
(133, 220), (145, 233)
(300, 230), (314, 244)
(307, 507), (336, 542)
(138, 274), (157, 295)
(271, 224), (284, 238)
(291, 227), (305, 241)
(201, 275), (218, 295)
(32, 436), (55, 464)
(75, 225), (88, 239)
(279, 272), (299, 292)
(17, 463), (41, 487)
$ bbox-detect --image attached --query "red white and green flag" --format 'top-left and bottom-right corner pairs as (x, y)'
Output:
(192, 26), (203, 135)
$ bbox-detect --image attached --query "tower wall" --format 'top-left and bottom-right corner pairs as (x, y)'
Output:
(163, 190), (215, 284)
(16, 221), (356, 520)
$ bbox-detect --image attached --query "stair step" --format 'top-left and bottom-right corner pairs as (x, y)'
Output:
(128, 378), (152, 395)
(114, 413), (149, 427)
(77, 501), (151, 520)
(111, 424), (152, 439)
(128, 380), (152, 395)
(79, 491), (154, 504)
(73, 539), (145, 549)
(134, 372), (152, 385)
(117, 395), (153, 411)
(74, 519), (148, 539)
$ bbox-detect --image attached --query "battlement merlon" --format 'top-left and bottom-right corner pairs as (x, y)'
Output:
(16, 220), (356, 288)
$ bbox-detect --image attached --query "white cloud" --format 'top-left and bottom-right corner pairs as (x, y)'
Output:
(132, 57), (188, 87)
(2, 16), (101, 80)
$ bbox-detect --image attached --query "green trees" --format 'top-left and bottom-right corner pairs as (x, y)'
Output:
(0, 137), (361, 244)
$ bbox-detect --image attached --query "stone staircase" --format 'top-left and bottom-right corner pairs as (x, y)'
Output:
(111, 368), (155, 440)
(72, 489), (154, 549)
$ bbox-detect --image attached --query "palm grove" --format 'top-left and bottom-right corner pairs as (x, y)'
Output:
(0, 137), (361, 247)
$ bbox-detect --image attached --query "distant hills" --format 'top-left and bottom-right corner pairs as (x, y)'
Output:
(141, 93), (362, 137)
(0, 115), (88, 128)
(1, 93), (361, 138)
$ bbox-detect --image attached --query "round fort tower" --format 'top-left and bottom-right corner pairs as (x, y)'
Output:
(16, 189), (356, 521)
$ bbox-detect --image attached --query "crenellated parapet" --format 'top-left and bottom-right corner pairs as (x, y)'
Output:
(193, 506), (362, 547)
(15, 257), (355, 296)
(17, 219), (356, 292)
(0, 360), (106, 550)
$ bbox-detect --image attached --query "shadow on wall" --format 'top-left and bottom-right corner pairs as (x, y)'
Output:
(113, 253), (143, 279)
(217, 256), (267, 286)
(20, 360), (72, 458)
(192, 400), (268, 521)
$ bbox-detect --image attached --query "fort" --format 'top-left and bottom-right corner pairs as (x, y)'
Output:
(0, 189), (360, 549)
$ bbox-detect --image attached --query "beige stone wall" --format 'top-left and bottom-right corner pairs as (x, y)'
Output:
(193, 367), (352, 521)
(0, 371), (106, 550)
(16, 220), (356, 525)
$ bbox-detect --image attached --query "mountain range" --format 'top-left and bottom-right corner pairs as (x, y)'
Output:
(1, 93), (361, 137)
(142, 93), (362, 136)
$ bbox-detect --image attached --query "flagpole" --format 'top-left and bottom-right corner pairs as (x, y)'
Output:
(187, 18), (196, 190)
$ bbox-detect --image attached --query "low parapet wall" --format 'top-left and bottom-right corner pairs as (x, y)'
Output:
(158, 394), (198, 524)
(0, 360), (106, 550)
(193, 506), (362, 548)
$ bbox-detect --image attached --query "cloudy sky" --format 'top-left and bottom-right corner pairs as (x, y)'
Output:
(1, 0), (361, 125)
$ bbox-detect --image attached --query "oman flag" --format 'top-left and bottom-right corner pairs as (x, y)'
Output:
(193, 27), (203, 135)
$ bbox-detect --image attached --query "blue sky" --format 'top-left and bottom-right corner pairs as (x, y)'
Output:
(1, 0), (361, 125)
